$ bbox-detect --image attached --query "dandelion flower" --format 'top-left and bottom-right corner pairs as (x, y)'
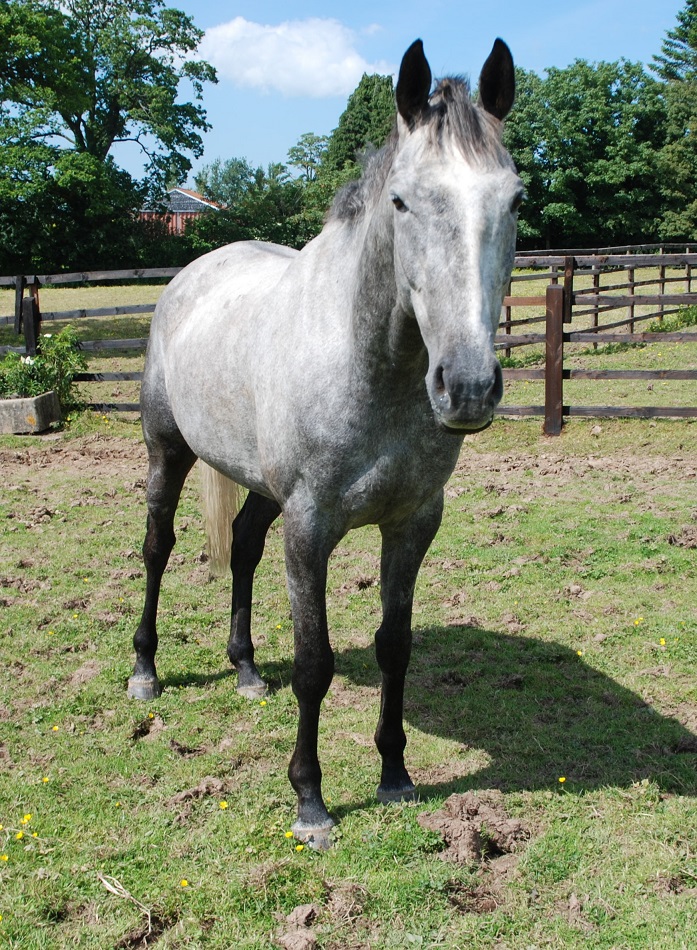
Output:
(285, 831), (294, 839)
(260, 700), (267, 707)
(20, 814), (31, 824)
(180, 879), (189, 887)
(558, 777), (566, 784)
(659, 638), (666, 646)
(15, 832), (23, 840)
(52, 726), (59, 732)
(148, 712), (154, 719)
(295, 844), (304, 852)
(0, 855), (8, 861)
(31, 833), (38, 838)
(42, 777), (49, 783)
(115, 802), (121, 808)
(576, 650), (584, 656)
(219, 801), (228, 810)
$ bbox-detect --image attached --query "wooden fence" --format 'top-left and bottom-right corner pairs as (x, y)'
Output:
(2, 250), (697, 435)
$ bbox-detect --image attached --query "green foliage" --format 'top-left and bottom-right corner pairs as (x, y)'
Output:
(0, 326), (87, 408)
(653, 0), (697, 82)
(648, 304), (697, 332)
(287, 132), (329, 182)
(505, 60), (665, 248)
(652, 2), (697, 238)
(188, 161), (311, 252)
(0, 0), (215, 272)
(323, 73), (395, 172)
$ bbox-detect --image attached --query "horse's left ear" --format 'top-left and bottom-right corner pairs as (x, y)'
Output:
(396, 39), (432, 129)
(478, 38), (515, 121)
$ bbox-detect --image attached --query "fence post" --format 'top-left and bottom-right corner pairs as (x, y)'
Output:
(503, 277), (512, 359)
(21, 296), (41, 357)
(14, 275), (25, 335)
(544, 283), (564, 436)
(563, 256), (574, 324)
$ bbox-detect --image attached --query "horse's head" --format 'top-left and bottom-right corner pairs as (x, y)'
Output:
(389, 39), (523, 432)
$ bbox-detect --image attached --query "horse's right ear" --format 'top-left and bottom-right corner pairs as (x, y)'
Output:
(396, 40), (432, 129)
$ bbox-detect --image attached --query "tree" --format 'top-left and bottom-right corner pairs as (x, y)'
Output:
(323, 73), (395, 172)
(652, 0), (697, 238)
(653, 0), (697, 82)
(194, 157), (258, 208)
(0, 0), (216, 187)
(504, 60), (665, 247)
(0, 0), (216, 270)
(287, 133), (328, 182)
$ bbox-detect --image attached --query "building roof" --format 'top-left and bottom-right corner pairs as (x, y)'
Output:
(143, 188), (222, 213)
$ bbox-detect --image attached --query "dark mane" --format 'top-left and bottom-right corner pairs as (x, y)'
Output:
(329, 77), (511, 225)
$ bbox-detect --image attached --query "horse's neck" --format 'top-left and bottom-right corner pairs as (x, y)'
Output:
(348, 204), (426, 384)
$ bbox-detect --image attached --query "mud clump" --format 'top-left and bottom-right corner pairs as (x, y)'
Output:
(417, 789), (529, 864)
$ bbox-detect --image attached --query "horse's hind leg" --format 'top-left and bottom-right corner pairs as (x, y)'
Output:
(375, 493), (444, 802)
(128, 437), (196, 700)
(227, 491), (281, 698)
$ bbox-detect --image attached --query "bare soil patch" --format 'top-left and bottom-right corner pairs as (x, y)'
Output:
(417, 789), (530, 864)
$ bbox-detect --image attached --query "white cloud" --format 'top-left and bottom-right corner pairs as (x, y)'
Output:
(200, 17), (394, 98)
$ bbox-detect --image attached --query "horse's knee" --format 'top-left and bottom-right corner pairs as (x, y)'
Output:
(291, 644), (335, 705)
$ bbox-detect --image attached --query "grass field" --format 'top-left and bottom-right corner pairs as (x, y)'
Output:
(0, 413), (695, 948)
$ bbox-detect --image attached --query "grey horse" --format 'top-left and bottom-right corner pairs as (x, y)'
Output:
(129, 38), (523, 848)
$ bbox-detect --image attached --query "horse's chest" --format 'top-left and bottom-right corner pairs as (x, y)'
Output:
(341, 437), (459, 527)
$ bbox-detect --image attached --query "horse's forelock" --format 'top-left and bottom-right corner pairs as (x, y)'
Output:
(425, 77), (510, 167)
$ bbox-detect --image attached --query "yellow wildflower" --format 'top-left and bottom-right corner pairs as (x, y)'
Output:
(180, 879), (189, 887)
(558, 777), (566, 784)
(219, 801), (228, 810)
(295, 844), (304, 852)
(285, 831), (294, 839)
(15, 832), (23, 840)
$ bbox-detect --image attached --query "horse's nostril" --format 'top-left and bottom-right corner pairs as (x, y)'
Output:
(434, 364), (446, 396)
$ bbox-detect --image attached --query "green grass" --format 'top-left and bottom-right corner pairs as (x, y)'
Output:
(0, 416), (695, 947)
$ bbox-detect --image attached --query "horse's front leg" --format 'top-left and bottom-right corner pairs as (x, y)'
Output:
(283, 506), (337, 849)
(375, 492), (444, 802)
(227, 491), (281, 698)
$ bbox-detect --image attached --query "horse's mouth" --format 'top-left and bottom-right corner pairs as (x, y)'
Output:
(436, 415), (494, 435)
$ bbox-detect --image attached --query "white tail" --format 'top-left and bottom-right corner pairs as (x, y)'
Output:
(198, 461), (243, 577)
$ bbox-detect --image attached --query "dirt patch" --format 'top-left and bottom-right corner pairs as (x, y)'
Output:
(274, 904), (320, 950)
(417, 790), (530, 864)
(130, 714), (166, 741)
(69, 659), (102, 687)
(668, 526), (697, 548)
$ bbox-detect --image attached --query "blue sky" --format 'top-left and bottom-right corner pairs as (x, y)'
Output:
(113, 0), (684, 184)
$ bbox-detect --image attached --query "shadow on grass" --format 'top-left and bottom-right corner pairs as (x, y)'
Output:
(159, 623), (696, 800)
(334, 623), (697, 798)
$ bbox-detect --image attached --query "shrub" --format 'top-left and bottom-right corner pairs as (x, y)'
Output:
(0, 326), (87, 410)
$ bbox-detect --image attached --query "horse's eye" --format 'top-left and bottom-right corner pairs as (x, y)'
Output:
(511, 192), (525, 213)
(391, 195), (408, 212)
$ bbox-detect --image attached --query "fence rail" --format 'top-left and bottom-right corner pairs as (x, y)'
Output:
(2, 248), (697, 433)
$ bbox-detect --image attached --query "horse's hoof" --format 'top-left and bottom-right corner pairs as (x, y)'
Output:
(291, 819), (335, 851)
(127, 675), (162, 700)
(376, 784), (418, 804)
(236, 683), (268, 700)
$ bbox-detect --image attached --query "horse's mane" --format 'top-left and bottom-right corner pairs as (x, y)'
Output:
(329, 77), (511, 225)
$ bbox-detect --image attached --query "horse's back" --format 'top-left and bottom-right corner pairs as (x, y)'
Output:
(143, 241), (299, 491)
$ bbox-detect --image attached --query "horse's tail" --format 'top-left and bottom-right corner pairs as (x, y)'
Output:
(198, 461), (243, 577)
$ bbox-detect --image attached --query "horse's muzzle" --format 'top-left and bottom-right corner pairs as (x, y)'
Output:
(429, 356), (503, 432)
